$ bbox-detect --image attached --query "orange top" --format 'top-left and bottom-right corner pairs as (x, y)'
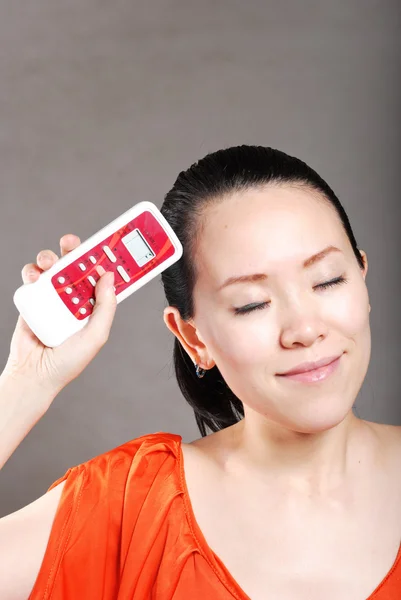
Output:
(29, 431), (401, 599)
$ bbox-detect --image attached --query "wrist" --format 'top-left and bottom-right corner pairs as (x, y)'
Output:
(0, 368), (58, 413)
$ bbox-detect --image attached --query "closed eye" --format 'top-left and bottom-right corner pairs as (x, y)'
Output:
(233, 275), (349, 316)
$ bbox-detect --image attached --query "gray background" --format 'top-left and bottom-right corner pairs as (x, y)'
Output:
(0, 0), (400, 516)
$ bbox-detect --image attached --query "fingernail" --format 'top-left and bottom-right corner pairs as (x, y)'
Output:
(96, 265), (106, 276)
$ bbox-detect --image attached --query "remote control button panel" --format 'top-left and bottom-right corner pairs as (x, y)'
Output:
(51, 210), (175, 320)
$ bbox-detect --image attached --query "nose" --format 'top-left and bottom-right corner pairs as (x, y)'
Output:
(278, 308), (329, 349)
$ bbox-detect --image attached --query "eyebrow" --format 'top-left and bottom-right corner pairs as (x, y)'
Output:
(217, 245), (343, 291)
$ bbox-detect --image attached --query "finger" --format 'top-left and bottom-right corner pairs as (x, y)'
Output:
(21, 236), (82, 285)
(60, 234), (81, 257)
(36, 250), (59, 269)
(21, 263), (42, 284)
(79, 269), (117, 348)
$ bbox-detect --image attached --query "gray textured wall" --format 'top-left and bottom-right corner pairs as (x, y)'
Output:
(1, 0), (400, 516)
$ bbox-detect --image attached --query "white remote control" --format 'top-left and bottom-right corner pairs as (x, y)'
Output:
(13, 201), (183, 347)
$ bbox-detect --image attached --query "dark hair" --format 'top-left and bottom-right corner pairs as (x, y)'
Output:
(160, 145), (365, 437)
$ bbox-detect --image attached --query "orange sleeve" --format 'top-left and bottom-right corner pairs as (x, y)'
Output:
(28, 452), (128, 599)
(28, 432), (182, 600)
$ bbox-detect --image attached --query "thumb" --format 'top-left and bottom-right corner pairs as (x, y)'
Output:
(81, 269), (117, 345)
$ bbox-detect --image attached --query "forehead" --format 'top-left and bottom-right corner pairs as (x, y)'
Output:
(195, 185), (347, 282)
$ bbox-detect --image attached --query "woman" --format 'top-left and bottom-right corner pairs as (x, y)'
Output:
(0, 145), (400, 600)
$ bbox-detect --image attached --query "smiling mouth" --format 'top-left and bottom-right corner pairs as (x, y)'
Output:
(277, 354), (343, 377)
(276, 354), (343, 383)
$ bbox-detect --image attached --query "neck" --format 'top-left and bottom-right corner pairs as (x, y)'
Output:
(227, 411), (372, 498)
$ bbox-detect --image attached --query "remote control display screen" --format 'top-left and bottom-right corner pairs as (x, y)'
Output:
(122, 228), (155, 267)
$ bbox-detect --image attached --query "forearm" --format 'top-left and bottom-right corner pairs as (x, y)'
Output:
(0, 372), (56, 470)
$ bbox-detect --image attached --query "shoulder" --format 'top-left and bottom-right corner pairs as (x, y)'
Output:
(366, 421), (401, 482)
(384, 423), (401, 462)
(28, 432), (185, 598)
(368, 421), (401, 455)
(48, 431), (183, 493)
(45, 431), (184, 565)
(181, 428), (235, 488)
(87, 430), (182, 465)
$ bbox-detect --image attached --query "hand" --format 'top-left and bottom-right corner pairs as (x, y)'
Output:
(4, 235), (117, 395)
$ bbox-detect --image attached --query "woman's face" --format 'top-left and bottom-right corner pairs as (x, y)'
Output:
(189, 184), (371, 432)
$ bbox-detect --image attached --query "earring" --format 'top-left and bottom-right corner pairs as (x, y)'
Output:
(195, 363), (206, 378)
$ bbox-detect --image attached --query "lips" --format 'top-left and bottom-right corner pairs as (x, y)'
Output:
(277, 354), (342, 376)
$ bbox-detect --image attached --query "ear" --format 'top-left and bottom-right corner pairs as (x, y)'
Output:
(163, 306), (215, 370)
(359, 250), (371, 313)
(359, 249), (368, 280)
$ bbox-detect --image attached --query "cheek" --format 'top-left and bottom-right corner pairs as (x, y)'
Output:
(329, 282), (370, 337)
(202, 312), (274, 367)
(337, 287), (372, 366)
